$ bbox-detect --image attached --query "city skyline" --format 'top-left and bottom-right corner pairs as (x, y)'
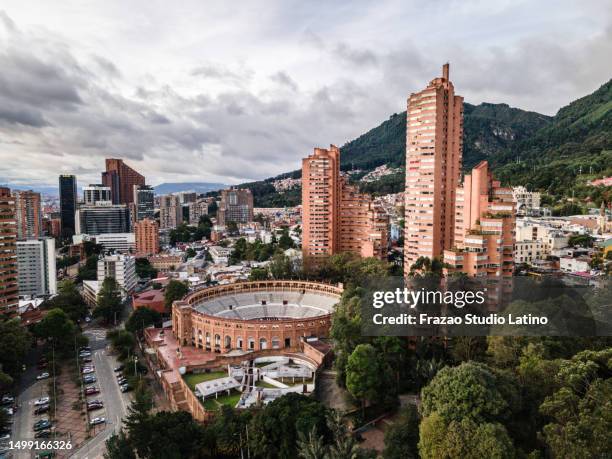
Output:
(0, 1), (611, 189)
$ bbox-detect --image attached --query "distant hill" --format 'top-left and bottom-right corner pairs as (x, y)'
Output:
(0, 184), (60, 196)
(242, 78), (612, 206)
(153, 182), (227, 195)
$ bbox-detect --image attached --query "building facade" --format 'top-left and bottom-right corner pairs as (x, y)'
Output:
(217, 189), (254, 226)
(13, 190), (42, 240)
(101, 158), (145, 205)
(16, 238), (57, 298)
(301, 145), (388, 263)
(135, 218), (160, 256)
(187, 199), (209, 225)
(512, 186), (541, 216)
(133, 185), (155, 222)
(443, 161), (515, 284)
(404, 64), (463, 273)
(59, 175), (77, 238)
(159, 194), (183, 230)
(97, 254), (137, 296)
(83, 184), (112, 206)
(0, 187), (19, 315)
(75, 204), (131, 235)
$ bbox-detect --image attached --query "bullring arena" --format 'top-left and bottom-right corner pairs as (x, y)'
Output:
(172, 280), (343, 352)
(145, 280), (343, 420)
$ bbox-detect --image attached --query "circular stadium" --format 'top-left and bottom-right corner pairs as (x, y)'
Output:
(172, 280), (343, 352)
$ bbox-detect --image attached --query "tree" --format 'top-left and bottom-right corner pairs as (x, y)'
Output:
(34, 308), (83, 354)
(297, 426), (327, 459)
(185, 248), (196, 259)
(249, 393), (331, 459)
(125, 307), (162, 334)
(418, 413), (516, 459)
(104, 431), (135, 459)
(346, 344), (393, 413)
(539, 348), (612, 458)
(164, 280), (189, 312)
(46, 280), (87, 322)
(383, 405), (419, 459)
(226, 220), (239, 236)
(77, 254), (99, 282)
(94, 277), (123, 324)
(107, 329), (137, 360)
(135, 258), (158, 280)
(269, 252), (297, 279)
(450, 336), (487, 363)
(0, 319), (30, 378)
(249, 267), (269, 281)
(278, 228), (294, 250)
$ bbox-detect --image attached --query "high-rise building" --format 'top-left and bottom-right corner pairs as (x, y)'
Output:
(0, 187), (19, 315)
(217, 188), (253, 226)
(101, 158), (145, 205)
(135, 218), (160, 256)
(97, 254), (137, 295)
(301, 145), (388, 263)
(75, 203), (131, 235)
(16, 238), (57, 298)
(404, 64), (463, 274)
(187, 199), (209, 225)
(13, 190), (42, 240)
(159, 194), (183, 229)
(59, 175), (77, 238)
(83, 184), (112, 205)
(133, 185), (155, 221)
(443, 161), (515, 287)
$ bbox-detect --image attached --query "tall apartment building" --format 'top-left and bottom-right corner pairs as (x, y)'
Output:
(13, 190), (42, 240)
(97, 254), (137, 295)
(217, 188), (254, 226)
(101, 158), (145, 205)
(59, 175), (77, 238)
(159, 194), (183, 229)
(75, 203), (131, 235)
(16, 238), (57, 297)
(0, 187), (18, 314)
(133, 185), (155, 221)
(301, 145), (388, 262)
(83, 184), (112, 205)
(404, 64), (463, 274)
(443, 161), (515, 283)
(187, 199), (209, 225)
(512, 186), (541, 216)
(135, 218), (160, 256)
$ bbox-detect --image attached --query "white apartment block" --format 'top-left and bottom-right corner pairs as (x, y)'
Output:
(514, 240), (546, 264)
(97, 254), (137, 297)
(209, 246), (232, 265)
(16, 238), (57, 298)
(559, 256), (591, 273)
(512, 186), (541, 215)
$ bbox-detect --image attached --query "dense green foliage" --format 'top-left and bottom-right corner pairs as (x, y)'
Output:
(44, 280), (88, 322)
(94, 277), (124, 324)
(169, 215), (213, 245)
(163, 280), (189, 312)
(125, 307), (162, 334)
(34, 308), (88, 356)
(0, 318), (30, 379)
(135, 258), (158, 280)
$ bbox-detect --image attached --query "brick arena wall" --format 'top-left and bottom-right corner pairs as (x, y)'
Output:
(172, 280), (343, 353)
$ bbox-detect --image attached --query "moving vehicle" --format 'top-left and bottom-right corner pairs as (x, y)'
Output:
(90, 417), (105, 426)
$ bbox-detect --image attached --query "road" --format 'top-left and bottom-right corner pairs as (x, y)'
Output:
(69, 328), (130, 459)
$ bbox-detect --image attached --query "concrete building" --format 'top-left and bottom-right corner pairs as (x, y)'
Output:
(13, 190), (42, 240)
(59, 175), (77, 238)
(75, 203), (131, 235)
(95, 233), (136, 253)
(217, 189), (253, 226)
(0, 187), (19, 315)
(560, 256), (591, 273)
(515, 240), (546, 264)
(187, 199), (209, 225)
(148, 254), (183, 272)
(159, 194), (183, 229)
(16, 238), (57, 297)
(83, 184), (112, 206)
(102, 158), (145, 205)
(443, 161), (515, 283)
(209, 246), (232, 265)
(512, 186), (541, 216)
(404, 64), (463, 273)
(301, 145), (388, 263)
(133, 185), (155, 222)
(97, 254), (137, 297)
(135, 218), (160, 256)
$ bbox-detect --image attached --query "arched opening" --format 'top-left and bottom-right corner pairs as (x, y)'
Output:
(205, 332), (210, 344)
(284, 337), (291, 348)
(248, 337), (255, 350)
(272, 337), (280, 349)
(259, 338), (267, 350)
(236, 337), (243, 349)
(214, 334), (221, 347)
(224, 336), (231, 349)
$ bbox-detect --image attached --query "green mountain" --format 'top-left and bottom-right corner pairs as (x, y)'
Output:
(240, 79), (612, 206)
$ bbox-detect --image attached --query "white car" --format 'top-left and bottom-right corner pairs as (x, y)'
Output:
(79, 351), (92, 358)
(82, 368), (95, 375)
(34, 397), (50, 406)
(36, 373), (50, 380)
(89, 417), (106, 426)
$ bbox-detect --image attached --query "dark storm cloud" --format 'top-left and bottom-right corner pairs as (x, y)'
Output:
(0, 104), (49, 127)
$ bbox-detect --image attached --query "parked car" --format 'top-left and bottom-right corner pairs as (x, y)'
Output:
(0, 396), (14, 405)
(34, 429), (52, 438)
(34, 405), (50, 415)
(82, 368), (95, 375)
(86, 403), (103, 411)
(113, 365), (124, 372)
(89, 417), (105, 426)
(79, 347), (91, 352)
(83, 376), (97, 384)
(120, 384), (132, 393)
(33, 420), (52, 431)
(78, 351), (91, 358)
(85, 387), (99, 395)
(34, 397), (50, 406)
(36, 372), (50, 380)
(81, 357), (93, 363)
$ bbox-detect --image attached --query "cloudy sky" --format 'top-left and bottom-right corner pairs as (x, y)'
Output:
(0, 0), (610, 189)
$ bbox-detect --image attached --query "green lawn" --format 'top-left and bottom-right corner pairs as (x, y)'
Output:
(254, 361), (273, 368)
(183, 371), (227, 391)
(202, 390), (242, 410)
(255, 380), (277, 389)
